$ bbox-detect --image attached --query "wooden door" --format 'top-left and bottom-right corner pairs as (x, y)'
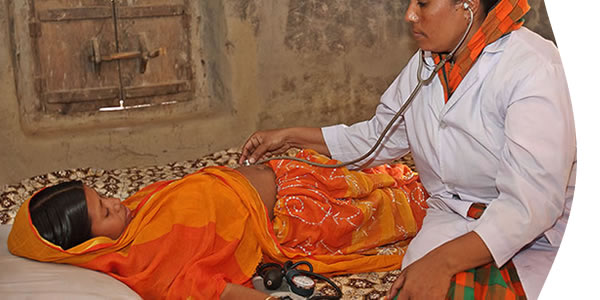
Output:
(115, 0), (194, 108)
(11, 0), (213, 132)
(23, 0), (195, 114)
(31, 0), (121, 113)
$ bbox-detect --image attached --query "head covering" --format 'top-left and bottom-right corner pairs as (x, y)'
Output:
(8, 168), (269, 299)
(436, 0), (531, 101)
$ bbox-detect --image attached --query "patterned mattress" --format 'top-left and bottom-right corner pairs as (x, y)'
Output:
(0, 148), (417, 299)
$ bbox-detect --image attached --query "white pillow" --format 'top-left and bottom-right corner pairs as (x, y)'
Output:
(0, 225), (141, 299)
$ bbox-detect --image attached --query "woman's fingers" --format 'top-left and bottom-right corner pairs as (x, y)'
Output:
(240, 128), (299, 164)
(240, 131), (289, 164)
(240, 134), (263, 164)
(248, 141), (274, 164)
(386, 272), (406, 300)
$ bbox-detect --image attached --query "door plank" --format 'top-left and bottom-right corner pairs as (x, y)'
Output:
(37, 6), (112, 21)
(119, 5), (184, 19)
(32, 0), (121, 111)
(116, 0), (194, 104)
(44, 86), (120, 104)
(123, 81), (190, 99)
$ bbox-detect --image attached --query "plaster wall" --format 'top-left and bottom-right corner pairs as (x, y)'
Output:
(0, 0), (555, 186)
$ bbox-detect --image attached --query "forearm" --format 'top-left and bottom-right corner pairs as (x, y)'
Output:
(283, 127), (330, 156)
(386, 231), (494, 300)
(220, 283), (270, 300)
(429, 231), (493, 275)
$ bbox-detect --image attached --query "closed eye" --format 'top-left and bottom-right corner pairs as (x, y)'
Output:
(100, 200), (109, 217)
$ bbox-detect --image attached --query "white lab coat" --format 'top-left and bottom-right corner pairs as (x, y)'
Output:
(322, 27), (576, 299)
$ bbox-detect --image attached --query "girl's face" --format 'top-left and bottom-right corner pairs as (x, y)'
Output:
(405, 0), (474, 53)
(84, 185), (133, 240)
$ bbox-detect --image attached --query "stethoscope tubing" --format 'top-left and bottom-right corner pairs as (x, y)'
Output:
(248, 6), (474, 169)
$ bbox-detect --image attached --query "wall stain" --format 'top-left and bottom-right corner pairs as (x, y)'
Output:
(282, 76), (297, 92)
(229, 0), (261, 34)
(284, 0), (408, 53)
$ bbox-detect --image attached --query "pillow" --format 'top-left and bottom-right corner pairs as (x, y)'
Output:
(0, 225), (141, 299)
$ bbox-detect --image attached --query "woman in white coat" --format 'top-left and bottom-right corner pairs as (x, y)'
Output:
(240, 0), (576, 299)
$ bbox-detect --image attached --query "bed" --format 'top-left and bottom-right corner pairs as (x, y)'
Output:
(0, 148), (416, 299)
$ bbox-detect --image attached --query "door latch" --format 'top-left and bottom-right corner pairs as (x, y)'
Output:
(89, 35), (165, 74)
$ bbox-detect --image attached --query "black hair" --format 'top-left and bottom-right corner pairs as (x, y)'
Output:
(29, 180), (91, 249)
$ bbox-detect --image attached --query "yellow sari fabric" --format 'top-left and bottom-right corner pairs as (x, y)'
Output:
(8, 167), (272, 299)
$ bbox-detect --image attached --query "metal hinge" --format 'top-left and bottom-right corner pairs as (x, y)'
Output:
(29, 21), (41, 38)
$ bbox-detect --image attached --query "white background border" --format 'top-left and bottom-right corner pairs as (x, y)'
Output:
(541, 1), (600, 299)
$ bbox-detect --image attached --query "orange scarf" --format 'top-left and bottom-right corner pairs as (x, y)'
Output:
(436, 0), (530, 101)
(8, 167), (272, 299)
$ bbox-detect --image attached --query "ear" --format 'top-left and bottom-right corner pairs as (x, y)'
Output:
(461, 0), (484, 21)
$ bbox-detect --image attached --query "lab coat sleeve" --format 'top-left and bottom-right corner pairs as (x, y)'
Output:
(321, 55), (419, 169)
(472, 52), (576, 267)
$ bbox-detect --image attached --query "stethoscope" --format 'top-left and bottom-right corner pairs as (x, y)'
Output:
(245, 3), (475, 168)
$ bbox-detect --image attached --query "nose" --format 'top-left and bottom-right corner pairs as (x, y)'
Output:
(405, 2), (419, 23)
(103, 197), (122, 211)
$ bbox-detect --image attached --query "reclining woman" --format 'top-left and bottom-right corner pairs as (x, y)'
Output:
(8, 149), (428, 300)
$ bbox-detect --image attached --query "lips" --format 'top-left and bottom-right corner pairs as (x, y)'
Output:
(412, 30), (425, 39)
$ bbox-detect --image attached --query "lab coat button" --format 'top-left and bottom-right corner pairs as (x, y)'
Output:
(440, 121), (447, 129)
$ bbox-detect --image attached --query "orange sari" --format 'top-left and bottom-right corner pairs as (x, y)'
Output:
(8, 150), (428, 298)
(265, 150), (428, 274)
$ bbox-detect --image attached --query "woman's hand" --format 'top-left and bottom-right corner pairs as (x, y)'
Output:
(387, 232), (493, 300)
(386, 251), (453, 300)
(239, 127), (329, 164)
(239, 129), (294, 165)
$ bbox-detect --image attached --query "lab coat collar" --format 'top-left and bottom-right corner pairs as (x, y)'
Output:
(420, 31), (511, 71)
(481, 31), (513, 54)
(439, 31), (513, 116)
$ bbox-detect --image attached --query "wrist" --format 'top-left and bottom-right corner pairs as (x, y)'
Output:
(428, 247), (456, 277)
(286, 127), (329, 155)
(432, 232), (494, 275)
(282, 127), (296, 146)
